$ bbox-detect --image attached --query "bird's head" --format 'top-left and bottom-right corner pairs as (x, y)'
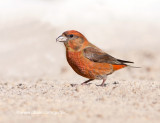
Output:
(56, 30), (89, 51)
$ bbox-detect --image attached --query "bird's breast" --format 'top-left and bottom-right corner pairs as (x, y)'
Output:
(66, 51), (88, 77)
(66, 51), (113, 79)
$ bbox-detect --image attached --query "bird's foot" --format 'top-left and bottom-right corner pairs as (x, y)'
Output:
(113, 81), (119, 85)
(70, 84), (78, 87)
(96, 83), (107, 87)
(81, 83), (92, 86)
(81, 79), (94, 85)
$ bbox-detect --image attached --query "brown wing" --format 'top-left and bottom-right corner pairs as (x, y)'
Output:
(83, 47), (133, 65)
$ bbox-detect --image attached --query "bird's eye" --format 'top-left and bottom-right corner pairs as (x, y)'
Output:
(69, 34), (73, 38)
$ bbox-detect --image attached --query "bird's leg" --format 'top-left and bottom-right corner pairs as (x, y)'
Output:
(81, 79), (94, 85)
(100, 78), (106, 87)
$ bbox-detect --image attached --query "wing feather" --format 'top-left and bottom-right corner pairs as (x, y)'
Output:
(83, 47), (133, 65)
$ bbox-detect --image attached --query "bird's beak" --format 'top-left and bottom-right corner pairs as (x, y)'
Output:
(56, 35), (68, 42)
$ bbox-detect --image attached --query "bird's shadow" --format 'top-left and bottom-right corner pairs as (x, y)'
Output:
(70, 83), (108, 87)
(70, 81), (119, 87)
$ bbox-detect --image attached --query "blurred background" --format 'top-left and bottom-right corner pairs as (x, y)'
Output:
(0, 0), (160, 81)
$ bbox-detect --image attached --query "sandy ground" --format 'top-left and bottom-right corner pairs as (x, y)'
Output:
(0, 19), (160, 123)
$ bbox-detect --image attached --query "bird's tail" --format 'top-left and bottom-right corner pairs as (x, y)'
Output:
(117, 59), (141, 68)
(127, 65), (141, 68)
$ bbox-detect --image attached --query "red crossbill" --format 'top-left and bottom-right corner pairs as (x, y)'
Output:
(56, 30), (136, 86)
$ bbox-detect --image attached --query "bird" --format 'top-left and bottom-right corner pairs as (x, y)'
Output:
(56, 30), (137, 86)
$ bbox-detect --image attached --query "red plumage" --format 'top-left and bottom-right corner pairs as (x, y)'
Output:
(56, 30), (134, 86)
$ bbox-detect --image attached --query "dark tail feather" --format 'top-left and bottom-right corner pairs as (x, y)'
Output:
(117, 59), (134, 64)
(117, 59), (140, 68)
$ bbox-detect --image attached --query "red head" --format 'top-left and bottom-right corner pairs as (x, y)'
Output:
(56, 30), (89, 51)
